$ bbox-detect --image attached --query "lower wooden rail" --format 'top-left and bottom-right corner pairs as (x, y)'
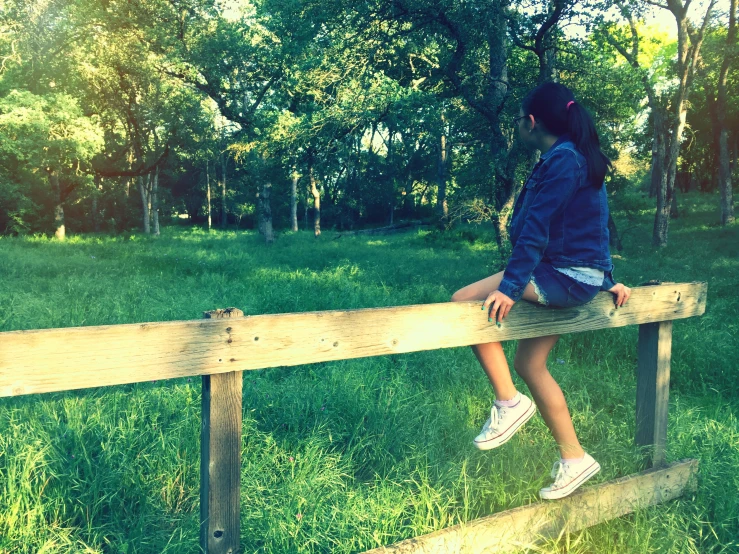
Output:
(363, 459), (699, 554)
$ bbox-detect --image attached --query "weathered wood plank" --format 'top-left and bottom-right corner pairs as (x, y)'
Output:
(362, 459), (699, 554)
(201, 370), (242, 554)
(0, 282), (706, 397)
(636, 321), (673, 468)
(200, 309), (243, 554)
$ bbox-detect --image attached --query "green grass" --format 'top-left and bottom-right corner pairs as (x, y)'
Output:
(0, 191), (738, 553)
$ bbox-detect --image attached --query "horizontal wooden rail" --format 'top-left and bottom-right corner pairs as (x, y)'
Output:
(0, 282), (706, 397)
(362, 459), (699, 553)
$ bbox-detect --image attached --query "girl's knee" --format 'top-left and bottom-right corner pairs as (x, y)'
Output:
(451, 288), (468, 302)
(513, 357), (529, 379)
(514, 356), (544, 381)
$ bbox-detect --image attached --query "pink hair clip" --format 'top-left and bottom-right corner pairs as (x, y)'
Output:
(566, 101), (575, 111)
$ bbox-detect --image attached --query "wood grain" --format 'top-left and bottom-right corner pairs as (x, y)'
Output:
(200, 309), (243, 554)
(201, 370), (242, 554)
(0, 282), (706, 397)
(636, 321), (673, 468)
(362, 459), (699, 554)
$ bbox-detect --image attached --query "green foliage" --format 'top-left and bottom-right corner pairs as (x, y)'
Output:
(0, 90), (103, 169)
(0, 90), (104, 234)
(0, 0), (735, 236)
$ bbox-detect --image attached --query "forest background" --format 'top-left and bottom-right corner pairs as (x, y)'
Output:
(0, 0), (735, 245)
(1, 0), (739, 553)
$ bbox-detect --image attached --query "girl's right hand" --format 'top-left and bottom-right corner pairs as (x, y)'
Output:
(608, 283), (631, 307)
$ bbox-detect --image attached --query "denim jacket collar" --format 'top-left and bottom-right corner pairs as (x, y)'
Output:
(539, 134), (572, 162)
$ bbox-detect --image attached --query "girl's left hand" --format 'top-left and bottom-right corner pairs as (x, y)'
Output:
(607, 283), (631, 307)
(482, 290), (515, 324)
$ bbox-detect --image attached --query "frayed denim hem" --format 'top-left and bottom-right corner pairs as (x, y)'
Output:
(529, 275), (549, 306)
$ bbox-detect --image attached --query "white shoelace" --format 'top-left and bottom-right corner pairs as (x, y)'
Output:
(484, 406), (504, 434)
(549, 459), (578, 486)
(550, 460), (566, 481)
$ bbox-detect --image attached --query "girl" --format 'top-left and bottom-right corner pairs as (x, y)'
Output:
(451, 82), (631, 500)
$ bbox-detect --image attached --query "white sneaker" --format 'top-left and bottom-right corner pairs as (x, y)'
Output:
(539, 453), (601, 500)
(473, 393), (536, 450)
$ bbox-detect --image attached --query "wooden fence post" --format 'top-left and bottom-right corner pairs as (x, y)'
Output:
(201, 308), (244, 554)
(635, 321), (672, 468)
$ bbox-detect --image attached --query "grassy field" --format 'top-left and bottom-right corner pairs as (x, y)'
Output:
(0, 191), (738, 553)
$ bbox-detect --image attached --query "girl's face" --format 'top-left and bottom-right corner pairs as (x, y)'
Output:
(517, 109), (536, 150)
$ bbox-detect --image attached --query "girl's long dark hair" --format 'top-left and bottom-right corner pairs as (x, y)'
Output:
(521, 82), (611, 187)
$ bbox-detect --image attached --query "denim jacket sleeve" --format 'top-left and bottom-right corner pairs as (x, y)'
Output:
(497, 150), (581, 302)
(601, 266), (617, 290)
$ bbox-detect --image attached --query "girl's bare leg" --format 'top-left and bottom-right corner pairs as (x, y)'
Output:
(514, 336), (584, 459)
(452, 271), (585, 458)
(451, 271), (540, 401)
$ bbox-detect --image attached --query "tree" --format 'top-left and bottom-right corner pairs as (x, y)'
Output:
(0, 91), (103, 239)
(716, 0), (737, 224)
(604, 0), (717, 244)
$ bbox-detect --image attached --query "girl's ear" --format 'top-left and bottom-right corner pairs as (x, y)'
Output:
(527, 114), (536, 132)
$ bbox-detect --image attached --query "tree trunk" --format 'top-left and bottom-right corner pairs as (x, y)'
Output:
(220, 153), (227, 229)
(256, 190), (265, 235)
(206, 160), (212, 231)
(437, 118), (449, 227)
(385, 125), (396, 226)
(488, 6), (520, 248)
(720, 125), (735, 224)
(652, 1), (715, 246)
(147, 174), (152, 223)
(652, 166), (671, 247)
(152, 166), (160, 236)
(542, 46), (558, 83)
(262, 182), (274, 244)
(654, 100), (687, 246)
(608, 213), (623, 251)
(649, 112), (667, 198)
(670, 191), (679, 219)
(92, 174), (102, 233)
(718, 0), (737, 225)
(403, 177), (414, 217)
(494, 191), (516, 249)
(309, 162), (321, 237)
(119, 177), (131, 232)
(49, 170), (65, 241)
(291, 170), (299, 231)
(137, 175), (150, 235)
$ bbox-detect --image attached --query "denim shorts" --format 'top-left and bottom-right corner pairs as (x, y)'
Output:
(529, 262), (600, 308)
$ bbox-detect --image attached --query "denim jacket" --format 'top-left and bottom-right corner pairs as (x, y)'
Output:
(497, 136), (617, 302)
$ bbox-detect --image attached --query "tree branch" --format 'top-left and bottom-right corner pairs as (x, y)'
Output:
(434, 10), (496, 122)
(534, 0), (566, 55)
(644, 0), (670, 9)
(508, 30), (537, 52)
(92, 145), (170, 178)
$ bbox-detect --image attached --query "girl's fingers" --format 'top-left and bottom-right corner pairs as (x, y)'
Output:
(490, 298), (501, 321)
(622, 287), (631, 306)
(484, 294), (494, 316)
(502, 304), (512, 321)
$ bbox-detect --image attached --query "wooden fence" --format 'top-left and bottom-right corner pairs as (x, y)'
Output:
(0, 281), (707, 553)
